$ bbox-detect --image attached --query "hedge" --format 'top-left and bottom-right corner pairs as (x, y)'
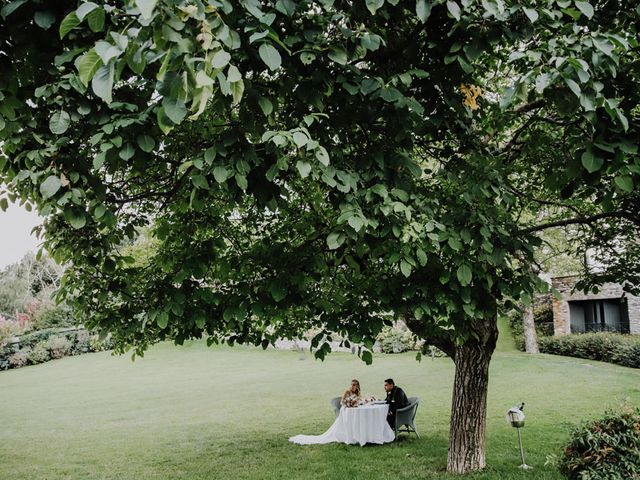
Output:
(0, 328), (113, 371)
(539, 333), (640, 369)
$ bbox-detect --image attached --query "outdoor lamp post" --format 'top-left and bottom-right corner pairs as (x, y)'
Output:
(506, 402), (531, 470)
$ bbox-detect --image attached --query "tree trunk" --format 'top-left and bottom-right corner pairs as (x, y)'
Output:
(404, 312), (498, 474)
(522, 305), (539, 353)
(447, 317), (498, 474)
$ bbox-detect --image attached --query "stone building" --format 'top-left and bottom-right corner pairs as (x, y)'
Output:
(551, 276), (640, 335)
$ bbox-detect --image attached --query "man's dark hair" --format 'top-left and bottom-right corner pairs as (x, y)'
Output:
(384, 378), (395, 385)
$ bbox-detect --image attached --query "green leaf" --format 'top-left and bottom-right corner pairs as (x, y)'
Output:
(156, 311), (169, 329)
(1, 0), (28, 19)
(135, 0), (157, 19)
(446, 1), (461, 20)
(213, 166), (229, 183)
(204, 147), (216, 164)
(315, 146), (330, 166)
(328, 48), (348, 65)
(40, 175), (61, 199)
(292, 131), (308, 148)
(300, 52), (315, 65)
(64, 208), (87, 229)
(366, 0), (384, 15)
(76, 2), (98, 21)
(77, 48), (103, 86)
(119, 143), (134, 160)
(400, 259), (412, 277)
(456, 264), (472, 286)
(564, 77), (581, 97)
(327, 232), (344, 250)
(34, 11), (56, 29)
(348, 215), (365, 232)
(162, 97), (187, 124)
(137, 135), (155, 153)
(94, 204), (106, 219)
(361, 350), (373, 365)
(227, 65), (242, 83)
(211, 50), (231, 69)
(192, 174), (210, 190)
(195, 70), (215, 87)
(535, 73), (551, 93)
(91, 63), (114, 103)
(95, 41), (123, 64)
(259, 43), (281, 71)
(296, 161), (311, 178)
(416, 248), (428, 266)
(270, 283), (287, 302)
(448, 236), (462, 251)
(230, 78), (244, 105)
(615, 108), (629, 131)
(361, 33), (381, 52)
(93, 151), (106, 169)
(614, 175), (633, 192)
(59, 11), (80, 39)
(574, 1), (594, 19)
(86, 7), (105, 32)
(156, 49), (172, 81)
(523, 7), (538, 22)
(258, 97), (273, 116)
(416, 0), (432, 22)
(235, 174), (248, 191)
(581, 150), (603, 173)
(49, 111), (71, 135)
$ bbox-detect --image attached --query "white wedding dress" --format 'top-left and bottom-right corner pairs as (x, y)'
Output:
(289, 404), (395, 447)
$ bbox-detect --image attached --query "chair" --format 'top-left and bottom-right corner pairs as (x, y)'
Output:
(394, 396), (420, 438)
(330, 397), (342, 417)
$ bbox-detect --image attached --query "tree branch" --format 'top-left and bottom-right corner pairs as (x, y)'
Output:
(518, 211), (631, 235)
(513, 99), (545, 114)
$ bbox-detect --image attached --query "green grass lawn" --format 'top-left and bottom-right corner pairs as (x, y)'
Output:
(1, 338), (639, 480)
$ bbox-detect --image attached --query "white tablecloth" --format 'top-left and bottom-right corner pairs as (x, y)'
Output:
(289, 404), (395, 447)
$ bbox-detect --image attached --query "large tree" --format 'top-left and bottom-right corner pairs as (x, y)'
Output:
(1, 0), (638, 473)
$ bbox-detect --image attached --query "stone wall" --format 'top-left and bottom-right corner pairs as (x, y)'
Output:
(551, 276), (640, 335)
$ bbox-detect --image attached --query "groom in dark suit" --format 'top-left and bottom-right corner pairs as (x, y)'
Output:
(384, 378), (408, 430)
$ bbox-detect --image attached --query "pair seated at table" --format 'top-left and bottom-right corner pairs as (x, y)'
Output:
(288, 378), (409, 446)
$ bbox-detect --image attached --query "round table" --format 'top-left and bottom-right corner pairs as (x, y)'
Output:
(289, 403), (396, 446)
(335, 403), (396, 445)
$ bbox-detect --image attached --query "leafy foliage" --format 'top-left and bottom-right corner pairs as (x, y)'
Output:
(558, 404), (640, 479)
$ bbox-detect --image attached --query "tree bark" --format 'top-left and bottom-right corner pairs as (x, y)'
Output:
(447, 316), (498, 474)
(522, 305), (540, 354)
(404, 312), (498, 474)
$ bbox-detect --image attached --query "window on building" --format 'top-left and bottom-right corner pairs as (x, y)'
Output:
(569, 299), (630, 333)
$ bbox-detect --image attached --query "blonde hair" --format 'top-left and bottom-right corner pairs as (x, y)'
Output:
(350, 379), (361, 396)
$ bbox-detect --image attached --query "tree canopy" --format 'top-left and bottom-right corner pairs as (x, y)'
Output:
(1, 0), (639, 473)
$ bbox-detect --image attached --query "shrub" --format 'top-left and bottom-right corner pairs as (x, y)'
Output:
(533, 302), (554, 336)
(0, 316), (26, 346)
(558, 404), (640, 479)
(506, 310), (526, 351)
(74, 330), (91, 354)
(31, 296), (74, 330)
(539, 333), (640, 369)
(376, 325), (416, 353)
(89, 334), (114, 352)
(27, 341), (51, 364)
(46, 335), (71, 359)
(8, 350), (29, 368)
